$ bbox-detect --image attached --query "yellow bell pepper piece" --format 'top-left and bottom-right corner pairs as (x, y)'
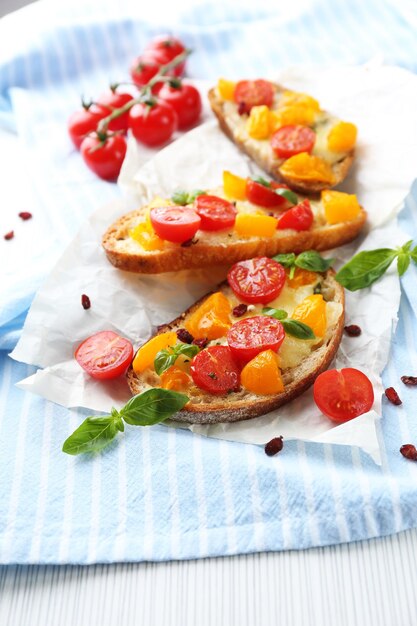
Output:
(246, 105), (271, 139)
(160, 366), (191, 391)
(133, 331), (178, 374)
(327, 121), (357, 152)
(281, 90), (320, 112)
(130, 221), (164, 251)
(292, 294), (327, 338)
(241, 350), (284, 395)
(279, 153), (334, 184)
(223, 170), (247, 200)
(185, 292), (231, 340)
(270, 105), (317, 131)
(235, 213), (277, 238)
(286, 267), (318, 289)
(218, 78), (236, 101)
(321, 190), (361, 224)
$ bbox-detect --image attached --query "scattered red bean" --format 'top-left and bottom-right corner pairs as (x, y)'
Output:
(344, 324), (362, 337)
(385, 387), (402, 405)
(192, 337), (208, 349)
(18, 211), (32, 220)
(232, 304), (248, 317)
(81, 294), (91, 310)
(264, 436), (284, 457)
(4, 231), (14, 240)
(401, 376), (417, 386)
(176, 328), (194, 344)
(400, 444), (417, 461)
(237, 102), (247, 115)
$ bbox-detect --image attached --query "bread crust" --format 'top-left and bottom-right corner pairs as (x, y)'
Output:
(126, 271), (345, 424)
(208, 87), (355, 194)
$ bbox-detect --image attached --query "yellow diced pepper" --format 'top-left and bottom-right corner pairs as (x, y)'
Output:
(129, 221), (164, 251)
(160, 366), (191, 391)
(223, 170), (247, 200)
(327, 121), (357, 152)
(279, 153), (334, 184)
(286, 268), (318, 288)
(246, 105), (271, 139)
(241, 350), (284, 395)
(133, 331), (178, 374)
(270, 105), (317, 130)
(185, 292), (231, 340)
(292, 294), (327, 338)
(280, 90), (320, 112)
(321, 190), (361, 224)
(218, 78), (236, 101)
(234, 213), (278, 238)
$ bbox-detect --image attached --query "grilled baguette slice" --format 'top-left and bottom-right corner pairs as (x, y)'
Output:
(208, 84), (355, 194)
(127, 270), (344, 424)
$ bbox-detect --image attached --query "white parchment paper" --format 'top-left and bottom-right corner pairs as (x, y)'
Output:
(12, 63), (417, 464)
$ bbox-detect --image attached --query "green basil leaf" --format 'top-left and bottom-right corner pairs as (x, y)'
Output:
(188, 189), (206, 202)
(295, 250), (334, 272)
(399, 240), (413, 254)
(62, 416), (119, 456)
(410, 246), (417, 264)
(121, 388), (189, 426)
(335, 248), (397, 291)
(397, 253), (411, 276)
(262, 307), (288, 320)
(171, 190), (189, 205)
(282, 319), (315, 340)
(154, 349), (177, 375)
(272, 252), (296, 267)
(177, 344), (199, 358)
(253, 176), (271, 188)
(274, 188), (298, 205)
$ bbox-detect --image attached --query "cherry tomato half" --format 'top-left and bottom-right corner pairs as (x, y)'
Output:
(271, 125), (316, 158)
(246, 179), (292, 209)
(75, 330), (134, 380)
(145, 35), (186, 75)
(80, 133), (127, 182)
(234, 79), (275, 114)
(227, 316), (285, 365)
(313, 368), (374, 422)
(97, 90), (134, 132)
(227, 257), (286, 304)
(190, 346), (241, 394)
(277, 199), (314, 231)
(150, 206), (201, 243)
(158, 82), (202, 130)
(67, 105), (108, 149)
(129, 100), (178, 147)
(194, 195), (237, 231)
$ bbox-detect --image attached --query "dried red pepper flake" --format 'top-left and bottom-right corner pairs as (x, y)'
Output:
(401, 376), (417, 386)
(400, 444), (417, 461)
(264, 436), (284, 457)
(385, 387), (402, 405)
(192, 337), (208, 349)
(344, 324), (362, 337)
(81, 294), (91, 310)
(18, 211), (32, 220)
(4, 231), (14, 240)
(232, 303), (248, 317)
(176, 328), (194, 344)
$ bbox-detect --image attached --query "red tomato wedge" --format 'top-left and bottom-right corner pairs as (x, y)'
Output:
(194, 195), (237, 231)
(227, 257), (286, 304)
(277, 199), (314, 231)
(313, 368), (374, 423)
(234, 80), (274, 114)
(271, 125), (316, 158)
(246, 179), (292, 209)
(75, 331), (134, 380)
(190, 346), (241, 394)
(150, 206), (201, 243)
(227, 316), (285, 365)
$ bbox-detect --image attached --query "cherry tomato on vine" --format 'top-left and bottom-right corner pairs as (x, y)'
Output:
(246, 179), (292, 209)
(97, 89), (134, 132)
(150, 206), (201, 243)
(271, 125), (316, 158)
(227, 257), (286, 304)
(80, 133), (127, 182)
(313, 368), (374, 422)
(67, 104), (108, 149)
(128, 99), (178, 147)
(234, 79), (275, 114)
(75, 330), (134, 380)
(145, 35), (187, 75)
(194, 195), (237, 231)
(277, 199), (314, 231)
(130, 56), (164, 92)
(158, 82), (202, 129)
(227, 316), (285, 365)
(190, 346), (241, 395)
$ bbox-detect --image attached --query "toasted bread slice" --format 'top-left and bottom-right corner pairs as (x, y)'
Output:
(103, 190), (366, 275)
(127, 269), (344, 424)
(208, 84), (355, 193)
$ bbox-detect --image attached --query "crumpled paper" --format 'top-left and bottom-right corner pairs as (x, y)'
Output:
(12, 63), (417, 464)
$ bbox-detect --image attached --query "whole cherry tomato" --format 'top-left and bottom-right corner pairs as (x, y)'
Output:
(130, 56), (164, 92)
(234, 80), (275, 114)
(145, 35), (187, 75)
(158, 82), (202, 129)
(80, 133), (127, 182)
(194, 195), (237, 231)
(313, 368), (374, 422)
(190, 346), (241, 394)
(227, 316), (285, 365)
(271, 125), (316, 158)
(277, 199), (314, 231)
(75, 330), (134, 380)
(150, 206), (201, 243)
(129, 99), (178, 147)
(67, 104), (108, 149)
(227, 257), (286, 304)
(97, 89), (134, 132)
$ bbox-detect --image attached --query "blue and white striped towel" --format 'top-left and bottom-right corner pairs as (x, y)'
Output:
(1, 0), (417, 564)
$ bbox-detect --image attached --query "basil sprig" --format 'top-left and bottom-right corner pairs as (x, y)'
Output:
(335, 240), (416, 291)
(154, 342), (199, 375)
(262, 307), (315, 340)
(273, 250), (334, 273)
(171, 189), (206, 206)
(253, 177), (298, 205)
(62, 389), (188, 456)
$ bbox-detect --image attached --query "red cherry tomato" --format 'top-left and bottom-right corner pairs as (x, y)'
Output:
(271, 125), (316, 158)
(75, 330), (134, 380)
(194, 195), (237, 231)
(246, 179), (292, 209)
(227, 257), (286, 304)
(130, 56), (163, 92)
(234, 80), (275, 114)
(145, 35), (186, 76)
(97, 90), (134, 132)
(190, 346), (241, 395)
(277, 199), (314, 231)
(150, 206), (201, 243)
(158, 82), (202, 130)
(313, 368), (374, 423)
(227, 316), (285, 365)
(67, 105), (108, 149)
(129, 100), (178, 147)
(80, 133), (127, 182)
